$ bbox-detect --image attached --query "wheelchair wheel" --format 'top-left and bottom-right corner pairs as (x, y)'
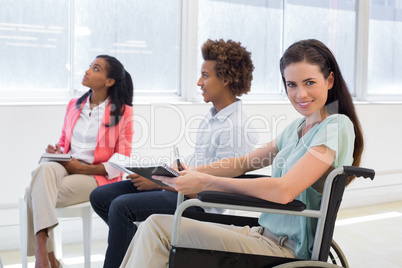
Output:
(327, 240), (349, 267)
(274, 240), (348, 268)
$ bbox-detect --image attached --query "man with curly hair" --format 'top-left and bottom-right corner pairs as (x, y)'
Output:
(90, 39), (258, 268)
(186, 38), (256, 166)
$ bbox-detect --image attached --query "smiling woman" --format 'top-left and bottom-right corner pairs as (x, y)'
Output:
(119, 38), (365, 267)
(283, 62), (334, 126)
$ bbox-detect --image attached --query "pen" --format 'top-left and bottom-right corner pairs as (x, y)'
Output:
(173, 145), (182, 171)
(54, 143), (61, 154)
(173, 145), (185, 206)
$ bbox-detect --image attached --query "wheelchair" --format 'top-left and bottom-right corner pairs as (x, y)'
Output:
(168, 166), (375, 268)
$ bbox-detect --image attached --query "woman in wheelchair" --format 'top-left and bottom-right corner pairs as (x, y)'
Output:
(119, 39), (364, 267)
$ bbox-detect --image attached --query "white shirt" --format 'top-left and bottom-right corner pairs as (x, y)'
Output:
(70, 97), (120, 179)
(185, 99), (259, 214)
(186, 99), (258, 166)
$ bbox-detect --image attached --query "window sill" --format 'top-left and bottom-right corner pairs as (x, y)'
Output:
(1, 95), (402, 106)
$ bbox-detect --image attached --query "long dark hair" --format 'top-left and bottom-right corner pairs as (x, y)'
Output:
(76, 55), (133, 127)
(279, 39), (363, 185)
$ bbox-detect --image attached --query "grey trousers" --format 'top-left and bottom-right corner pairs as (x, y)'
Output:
(120, 214), (296, 267)
(24, 162), (98, 256)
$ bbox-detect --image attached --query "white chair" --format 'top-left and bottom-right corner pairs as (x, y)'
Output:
(19, 196), (93, 268)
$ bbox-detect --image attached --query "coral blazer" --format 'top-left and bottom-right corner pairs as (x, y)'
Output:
(58, 97), (134, 186)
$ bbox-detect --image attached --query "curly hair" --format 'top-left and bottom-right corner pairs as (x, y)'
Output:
(201, 39), (254, 96)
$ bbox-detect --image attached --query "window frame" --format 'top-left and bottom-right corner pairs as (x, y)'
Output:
(183, 0), (402, 103)
(0, 0), (401, 105)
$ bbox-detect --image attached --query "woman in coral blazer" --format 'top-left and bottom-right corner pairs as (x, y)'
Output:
(24, 55), (134, 268)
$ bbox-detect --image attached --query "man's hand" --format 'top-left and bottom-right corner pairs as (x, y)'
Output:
(127, 173), (160, 191)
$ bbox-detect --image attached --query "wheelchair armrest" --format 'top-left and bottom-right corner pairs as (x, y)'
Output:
(196, 191), (306, 212)
(235, 174), (269, 179)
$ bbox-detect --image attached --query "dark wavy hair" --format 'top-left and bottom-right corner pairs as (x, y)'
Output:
(201, 39), (254, 96)
(76, 55), (133, 127)
(279, 39), (364, 185)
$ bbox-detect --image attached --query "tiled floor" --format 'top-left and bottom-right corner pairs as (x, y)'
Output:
(1, 201), (402, 268)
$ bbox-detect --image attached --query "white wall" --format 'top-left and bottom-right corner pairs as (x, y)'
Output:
(1, 102), (401, 251)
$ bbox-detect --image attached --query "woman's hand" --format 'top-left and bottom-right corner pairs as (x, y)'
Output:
(59, 158), (108, 176)
(153, 170), (212, 196)
(59, 158), (85, 174)
(46, 144), (62, 154)
(127, 174), (160, 190)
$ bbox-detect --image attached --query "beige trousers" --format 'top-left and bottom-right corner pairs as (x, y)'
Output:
(24, 162), (98, 256)
(120, 214), (296, 268)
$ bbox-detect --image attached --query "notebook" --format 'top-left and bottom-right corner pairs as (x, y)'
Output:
(38, 153), (72, 164)
(108, 154), (180, 187)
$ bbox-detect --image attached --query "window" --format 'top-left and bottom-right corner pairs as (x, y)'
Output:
(284, 0), (356, 95)
(367, 0), (402, 96)
(196, 0), (357, 100)
(0, 0), (180, 102)
(0, 0), (401, 103)
(0, 1), (70, 100)
(197, 0), (283, 97)
(73, 0), (180, 96)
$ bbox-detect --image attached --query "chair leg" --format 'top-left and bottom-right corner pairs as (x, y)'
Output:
(54, 224), (63, 260)
(82, 206), (92, 268)
(19, 196), (28, 268)
(19, 197), (94, 267)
